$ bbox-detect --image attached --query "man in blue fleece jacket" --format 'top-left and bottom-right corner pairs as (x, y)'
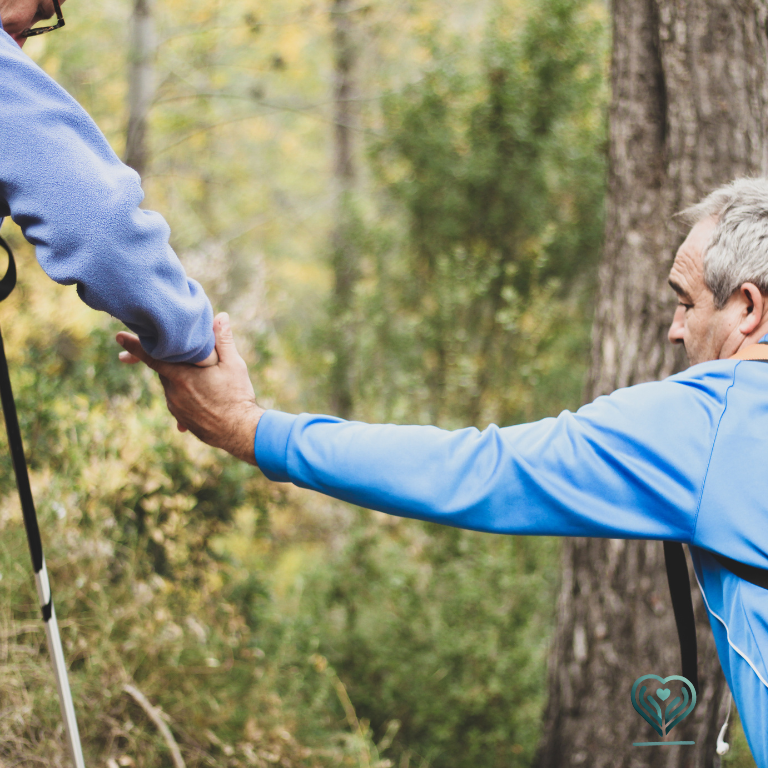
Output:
(0, 0), (216, 365)
(118, 178), (768, 765)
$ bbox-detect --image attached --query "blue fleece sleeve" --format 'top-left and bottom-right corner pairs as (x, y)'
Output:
(0, 32), (215, 363)
(254, 372), (730, 540)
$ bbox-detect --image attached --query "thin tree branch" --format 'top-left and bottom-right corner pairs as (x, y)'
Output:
(123, 684), (186, 768)
(152, 107), (381, 158)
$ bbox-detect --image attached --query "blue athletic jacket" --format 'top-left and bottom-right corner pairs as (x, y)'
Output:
(0, 19), (214, 363)
(254, 358), (768, 765)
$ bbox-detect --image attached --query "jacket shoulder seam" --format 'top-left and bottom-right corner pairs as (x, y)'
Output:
(691, 365), (739, 543)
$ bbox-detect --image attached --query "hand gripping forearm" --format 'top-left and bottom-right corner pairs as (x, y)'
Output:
(117, 313), (263, 465)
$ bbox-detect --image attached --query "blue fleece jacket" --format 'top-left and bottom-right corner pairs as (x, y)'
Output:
(254, 358), (768, 765)
(0, 19), (214, 363)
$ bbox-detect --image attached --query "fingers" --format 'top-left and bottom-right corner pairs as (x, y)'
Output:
(163, 392), (190, 433)
(116, 333), (186, 433)
(118, 350), (143, 364)
(116, 332), (153, 366)
(213, 312), (238, 364)
(116, 332), (174, 377)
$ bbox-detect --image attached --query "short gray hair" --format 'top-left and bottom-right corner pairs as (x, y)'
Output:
(678, 177), (768, 309)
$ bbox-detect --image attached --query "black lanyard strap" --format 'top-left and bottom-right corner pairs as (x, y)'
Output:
(0, 236), (43, 573)
(663, 541), (699, 693)
(664, 541), (768, 699)
(711, 551), (768, 590)
(0, 235), (16, 300)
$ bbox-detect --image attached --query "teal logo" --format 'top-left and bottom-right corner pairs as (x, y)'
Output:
(631, 675), (697, 747)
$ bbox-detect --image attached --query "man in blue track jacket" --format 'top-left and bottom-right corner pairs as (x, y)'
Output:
(0, 0), (216, 365)
(118, 178), (768, 765)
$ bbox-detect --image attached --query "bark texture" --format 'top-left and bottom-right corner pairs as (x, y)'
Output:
(538, 2), (768, 766)
(125, 0), (156, 178)
(328, 0), (359, 419)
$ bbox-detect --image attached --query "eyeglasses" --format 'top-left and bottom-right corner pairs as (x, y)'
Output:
(20, 0), (65, 38)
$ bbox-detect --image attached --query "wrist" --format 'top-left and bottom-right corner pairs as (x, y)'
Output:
(229, 402), (264, 465)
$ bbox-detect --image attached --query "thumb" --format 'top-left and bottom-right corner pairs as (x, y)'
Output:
(214, 312), (237, 363)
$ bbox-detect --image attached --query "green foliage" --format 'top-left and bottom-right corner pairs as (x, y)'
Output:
(352, 0), (608, 428)
(298, 520), (559, 767)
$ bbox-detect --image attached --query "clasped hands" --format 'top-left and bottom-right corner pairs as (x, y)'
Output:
(116, 313), (263, 466)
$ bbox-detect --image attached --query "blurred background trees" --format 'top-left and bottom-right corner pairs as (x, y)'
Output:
(0, 0), (758, 766)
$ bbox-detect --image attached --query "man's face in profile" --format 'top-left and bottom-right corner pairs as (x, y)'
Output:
(667, 217), (741, 365)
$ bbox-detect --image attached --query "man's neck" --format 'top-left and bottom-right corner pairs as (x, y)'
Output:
(730, 320), (768, 359)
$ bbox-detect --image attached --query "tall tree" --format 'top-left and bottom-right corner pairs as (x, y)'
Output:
(125, 0), (156, 177)
(328, 0), (360, 418)
(538, 1), (768, 766)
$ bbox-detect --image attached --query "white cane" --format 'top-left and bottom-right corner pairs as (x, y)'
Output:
(0, 235), (86, 768)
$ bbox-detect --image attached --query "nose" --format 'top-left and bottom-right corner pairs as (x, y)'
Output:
(668, 305), (685, 345)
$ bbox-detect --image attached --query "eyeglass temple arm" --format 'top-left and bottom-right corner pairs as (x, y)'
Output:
(19, 0), (65, 38)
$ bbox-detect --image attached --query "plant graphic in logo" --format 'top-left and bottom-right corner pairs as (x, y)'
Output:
(631, 675), (697, 744)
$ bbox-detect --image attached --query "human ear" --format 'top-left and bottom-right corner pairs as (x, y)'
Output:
(738, 283), (765, 335)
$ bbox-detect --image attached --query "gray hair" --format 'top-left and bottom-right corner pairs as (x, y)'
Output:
(677, 177), (768, 309)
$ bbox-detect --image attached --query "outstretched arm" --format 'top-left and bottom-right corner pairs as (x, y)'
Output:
(118, 317), (717, 543)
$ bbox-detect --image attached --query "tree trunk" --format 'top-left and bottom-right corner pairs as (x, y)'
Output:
(125, 0), (156, 178)
(328, 0), (359, 419)
(538, 1), (768, 766)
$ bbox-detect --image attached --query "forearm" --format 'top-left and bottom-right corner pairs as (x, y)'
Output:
(0, 36), (215, 363)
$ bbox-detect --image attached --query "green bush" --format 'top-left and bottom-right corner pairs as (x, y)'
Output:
(295, 518), (559, 767)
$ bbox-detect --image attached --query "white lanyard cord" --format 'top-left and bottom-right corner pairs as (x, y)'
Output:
(716, 692), (732, 756)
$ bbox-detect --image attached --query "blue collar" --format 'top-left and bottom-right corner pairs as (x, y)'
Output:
(760, 334), (768, 344)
